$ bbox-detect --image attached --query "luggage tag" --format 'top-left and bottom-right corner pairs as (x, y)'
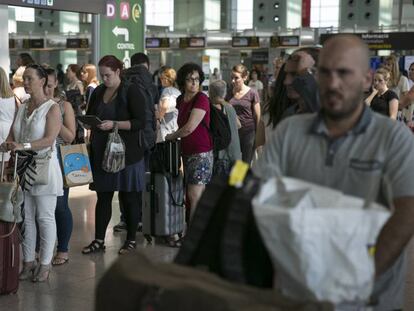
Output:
(228, 160), (249, 188)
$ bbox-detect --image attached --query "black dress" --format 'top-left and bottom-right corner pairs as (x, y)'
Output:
(89, 96), (145, 192)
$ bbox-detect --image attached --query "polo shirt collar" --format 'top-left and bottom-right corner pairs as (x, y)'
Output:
(310, 105), (372, 137)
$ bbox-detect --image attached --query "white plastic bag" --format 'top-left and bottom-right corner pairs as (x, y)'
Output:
(252, 177), (391, 304)
(102, 123), (126, 173)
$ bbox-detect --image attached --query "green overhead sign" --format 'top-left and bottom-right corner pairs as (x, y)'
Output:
(100, 1), (144, 68)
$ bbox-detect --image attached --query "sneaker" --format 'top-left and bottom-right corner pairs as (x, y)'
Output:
(113, 221), (127, 232)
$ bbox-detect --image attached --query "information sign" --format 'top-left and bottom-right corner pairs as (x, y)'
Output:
(100, 1), (144, 67)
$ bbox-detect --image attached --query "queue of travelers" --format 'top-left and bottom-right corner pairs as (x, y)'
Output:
(1, 40), (414, 309)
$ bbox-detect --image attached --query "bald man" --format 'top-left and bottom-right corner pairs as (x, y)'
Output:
(253, 34), (414, 310)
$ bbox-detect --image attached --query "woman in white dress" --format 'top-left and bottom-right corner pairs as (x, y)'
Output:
(0, 67), (16, 165)
(156, 67), (181, 142)
(0, 64), (63, 282)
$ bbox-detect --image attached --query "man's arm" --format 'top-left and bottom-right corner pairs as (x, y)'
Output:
(375, 196), (414, 276)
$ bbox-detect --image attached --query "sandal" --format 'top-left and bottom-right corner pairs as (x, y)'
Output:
(52, 256), (69, 266)
(167, 234), (182, 248)
(32, 264), (51, 283)
(118, 240), (136, 255)
(82, 240), (106, 254)
(19, 261), (36, 281)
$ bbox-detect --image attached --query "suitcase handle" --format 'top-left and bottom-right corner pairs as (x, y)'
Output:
(1, 152), (19, 182)
(0, 222), (17, 239)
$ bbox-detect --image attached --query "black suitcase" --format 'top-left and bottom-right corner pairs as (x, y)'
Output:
(142, 172), (185, 244)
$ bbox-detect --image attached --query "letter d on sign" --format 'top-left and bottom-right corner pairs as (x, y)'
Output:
(106, 2), (115, 18)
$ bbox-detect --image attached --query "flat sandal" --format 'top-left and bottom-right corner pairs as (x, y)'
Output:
(82, 240), (105, 254)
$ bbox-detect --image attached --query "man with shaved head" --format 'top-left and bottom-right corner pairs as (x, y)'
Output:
(254, 34), (414, 309)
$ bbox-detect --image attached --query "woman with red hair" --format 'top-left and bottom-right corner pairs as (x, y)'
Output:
(82, 55), (146, 255)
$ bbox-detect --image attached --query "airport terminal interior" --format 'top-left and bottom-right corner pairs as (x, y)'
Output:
(2, 0), (414, 310)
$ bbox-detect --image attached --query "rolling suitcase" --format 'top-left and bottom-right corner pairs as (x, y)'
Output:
(142, 172), (185, 244)
(0, 222), (20, 295)
(0, 153), (21, 295)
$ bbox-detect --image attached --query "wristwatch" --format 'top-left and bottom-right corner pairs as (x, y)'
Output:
(23, 143), (32, 150)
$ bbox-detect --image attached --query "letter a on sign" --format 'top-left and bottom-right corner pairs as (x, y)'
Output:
(120, 2), (130, 20)
(106, 2), (115, 19)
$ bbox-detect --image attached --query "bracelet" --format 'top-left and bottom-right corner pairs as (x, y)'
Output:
(23, 142), (32, 150)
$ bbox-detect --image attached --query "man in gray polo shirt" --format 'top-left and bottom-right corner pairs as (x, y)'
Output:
(253, 34), (414, 310)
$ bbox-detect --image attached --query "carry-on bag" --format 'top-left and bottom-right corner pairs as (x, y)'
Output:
(59, 143), (93, 187)
(142, 171), (185, 244)
(252, 176), (391, 304)
(0, 153), (23, 223)
(175, 160), (273, 288)
(96, 251), (333, 311)
(150, 140), (181, 177)
(0, 152), (22, 295)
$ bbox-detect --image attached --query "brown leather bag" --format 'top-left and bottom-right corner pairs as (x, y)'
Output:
(96, 252), (333, 311)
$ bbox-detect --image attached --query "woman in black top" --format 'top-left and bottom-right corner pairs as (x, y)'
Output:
(82, 55), (146, 255)
(365, 68), (399, 119)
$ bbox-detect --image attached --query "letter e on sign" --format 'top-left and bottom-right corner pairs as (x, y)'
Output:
(120, 2), (130, 20)
(106, 2), (116, 19)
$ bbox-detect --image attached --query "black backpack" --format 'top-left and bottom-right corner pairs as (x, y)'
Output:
(120, 77), (157, 152)
(187, 93), (231, 152)
(209, 102), (232, 152)
(175, 169), (274, 288)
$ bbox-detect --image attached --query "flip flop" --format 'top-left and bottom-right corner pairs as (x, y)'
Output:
(52, 256), (69, 266)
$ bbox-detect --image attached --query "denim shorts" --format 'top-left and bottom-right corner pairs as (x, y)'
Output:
(183, 151), (213, 185)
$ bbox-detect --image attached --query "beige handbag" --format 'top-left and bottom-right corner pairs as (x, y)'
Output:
(0, 153), (23, 223)
(29, 150), (52, 185)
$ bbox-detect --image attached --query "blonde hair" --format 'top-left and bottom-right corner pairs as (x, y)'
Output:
(81, 64), (99, 86)
(384, 55), (400, 88)
(0, 67), (14, 98)
(232, 64), (249, 78)
(12, 66), (25, 86)
(160, 67), (177, 87)
(375, 68), (391, 82)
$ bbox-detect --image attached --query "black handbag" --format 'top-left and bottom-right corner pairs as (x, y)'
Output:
(150, 140), (181, 177)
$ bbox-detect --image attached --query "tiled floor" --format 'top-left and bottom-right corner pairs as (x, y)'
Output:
(0, 186), (178, 311)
